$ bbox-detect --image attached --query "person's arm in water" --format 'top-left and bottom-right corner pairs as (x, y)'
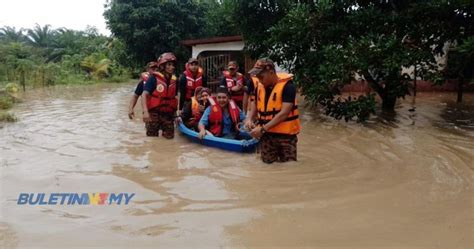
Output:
(128, 95), (139, 119)
(198, 107), (211, 139)
(128, 81), (143, 119)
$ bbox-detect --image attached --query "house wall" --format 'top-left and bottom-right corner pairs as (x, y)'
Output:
(191, 41), (244, 58)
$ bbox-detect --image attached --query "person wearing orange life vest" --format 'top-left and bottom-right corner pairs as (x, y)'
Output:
(179, 86), (210, 130)
(198, 86), (246, 140)
(244, 58), (301, 163)
(178, 58), (207, 112)
(141, 52), (178, 138)
(128, 61), (158, 119)
(219, 61), (247, 110)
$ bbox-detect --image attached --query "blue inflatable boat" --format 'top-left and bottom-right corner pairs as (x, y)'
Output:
(178, 122), (259, 152)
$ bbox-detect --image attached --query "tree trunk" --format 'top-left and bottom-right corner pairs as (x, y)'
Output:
(457, 78), (464, 103)
(382, 96), (397, 111)
(413, 66), (417, 97)
(20, 71), (26, 91)
(42, 68), (46, 86)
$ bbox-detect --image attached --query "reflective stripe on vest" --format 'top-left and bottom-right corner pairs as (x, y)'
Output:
(184, 66), (203, 100)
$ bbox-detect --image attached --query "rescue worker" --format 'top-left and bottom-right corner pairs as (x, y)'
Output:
(141, 52), (178, 138)
(128, 61), (158, 119)
(178, 58), (207, 112)
(219, 61), (247, 109)
(198, 86), (246, 139)
(180, 86), (210, 130)
(244, 58), (301, 163)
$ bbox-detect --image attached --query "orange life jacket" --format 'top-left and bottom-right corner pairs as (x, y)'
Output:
(256, 73), (300, 135)
(147, 72), (178, 113)
(207, 97), (240, 136)
(223, 71), (245, 103)
(249, 76), (259, 102)
(183, 64), (203, 100)
(188, 96), (203, 127)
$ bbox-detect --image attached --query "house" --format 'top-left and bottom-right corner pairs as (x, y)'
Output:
(181, 35), (256, 89)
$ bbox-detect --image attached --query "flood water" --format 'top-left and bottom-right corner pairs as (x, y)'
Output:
(1, 83), (473, 248)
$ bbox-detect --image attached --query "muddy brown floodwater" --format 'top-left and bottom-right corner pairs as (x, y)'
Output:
(0, 83), (473, 248)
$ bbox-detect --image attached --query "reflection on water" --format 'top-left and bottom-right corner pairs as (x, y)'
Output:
(0, 84), (472, 248)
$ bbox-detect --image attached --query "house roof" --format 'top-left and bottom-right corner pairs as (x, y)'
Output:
(181, 35), (243, 46)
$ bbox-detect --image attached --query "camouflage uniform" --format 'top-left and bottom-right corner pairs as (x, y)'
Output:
(259, 133), (298, 164)
(145, 108), (175, 139)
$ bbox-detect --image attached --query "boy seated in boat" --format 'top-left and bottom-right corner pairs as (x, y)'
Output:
(180, 86), (210, 130)
(198, 87), (246, 140)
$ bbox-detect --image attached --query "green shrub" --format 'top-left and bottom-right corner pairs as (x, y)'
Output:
(0, 96), (14, 110)
(0, 111), (17, 122)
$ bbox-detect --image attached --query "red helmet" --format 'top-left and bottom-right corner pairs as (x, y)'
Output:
(157, 52), (177, 67)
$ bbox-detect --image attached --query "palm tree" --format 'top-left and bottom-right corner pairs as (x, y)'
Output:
(48, 28), (83, 62)
(80, 54), (111, 80)
(1, 42), (32, 84)
(26, 24), (56, 48)
(0, 26), (26, 42)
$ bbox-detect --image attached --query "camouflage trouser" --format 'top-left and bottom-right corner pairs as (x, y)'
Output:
(145, 109), (175, 139)
(259, 134), (298, 164)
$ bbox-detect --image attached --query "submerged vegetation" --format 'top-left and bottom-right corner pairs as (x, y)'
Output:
(0, 83), (19, 122)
